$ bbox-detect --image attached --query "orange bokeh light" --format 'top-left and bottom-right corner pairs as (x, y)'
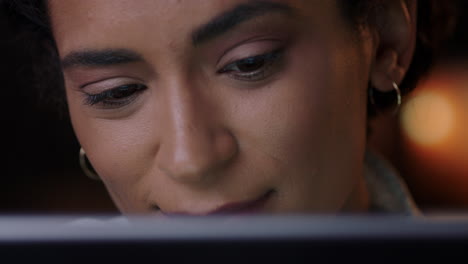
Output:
(398, 65), (468, 208)
(401, 90), (455, 147)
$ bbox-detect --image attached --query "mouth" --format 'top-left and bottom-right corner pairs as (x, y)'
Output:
(160, 190), (275, 217)
(205, 189), (274, 215)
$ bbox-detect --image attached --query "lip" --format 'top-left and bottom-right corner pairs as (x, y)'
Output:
(205, 190), (274, 215)
(161, 190), (274, 217)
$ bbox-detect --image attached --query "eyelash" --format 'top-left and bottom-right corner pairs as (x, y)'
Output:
(83, 83), (147, 107)
(82, 48), (285, 108)
(218, 48), (284, 82)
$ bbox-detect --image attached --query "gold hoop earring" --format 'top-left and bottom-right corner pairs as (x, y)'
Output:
(369, 81), (402, 115)
(79, 148), (100, 180)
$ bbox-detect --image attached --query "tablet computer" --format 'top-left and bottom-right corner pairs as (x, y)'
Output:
(1, 215), (467, 262)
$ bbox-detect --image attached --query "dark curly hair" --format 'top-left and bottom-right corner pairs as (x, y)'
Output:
(2, 0), (459, 115)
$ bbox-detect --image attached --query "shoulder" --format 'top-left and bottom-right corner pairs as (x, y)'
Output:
(364, 150), (421, 215)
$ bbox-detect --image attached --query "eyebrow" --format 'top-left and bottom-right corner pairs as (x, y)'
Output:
(61, 49), (143, 69)
(191, 1), (294, 46)
(60, 2), (293, 69)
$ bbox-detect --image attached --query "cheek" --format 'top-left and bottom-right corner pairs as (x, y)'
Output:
(67, 94), (160, 210)
(231, 35), (369, 210)
(233, 39), (355, 166)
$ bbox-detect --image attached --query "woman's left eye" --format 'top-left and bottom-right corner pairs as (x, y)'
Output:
(218, 48), (284, 82)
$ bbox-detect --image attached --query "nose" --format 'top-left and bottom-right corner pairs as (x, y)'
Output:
(156, 83), (237, 184)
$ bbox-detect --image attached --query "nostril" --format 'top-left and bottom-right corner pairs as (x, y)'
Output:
(157, 154), (217, 183)
(216, 130), (238, 162)
(157, 128), (238, 184)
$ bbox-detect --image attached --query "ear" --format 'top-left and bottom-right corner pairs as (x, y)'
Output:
(370, 0), (417, 92)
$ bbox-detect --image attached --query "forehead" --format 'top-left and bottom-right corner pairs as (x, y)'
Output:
(48, 0), (337, 55)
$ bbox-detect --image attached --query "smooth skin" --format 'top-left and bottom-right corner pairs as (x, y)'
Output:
(49, 0), (416, 215)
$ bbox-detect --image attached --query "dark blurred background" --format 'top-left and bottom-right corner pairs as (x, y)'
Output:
(0, 4), (117, 213)
(0, 2), (467, 214)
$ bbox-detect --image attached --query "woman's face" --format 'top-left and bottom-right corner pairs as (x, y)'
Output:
(49, 0), (374, 214)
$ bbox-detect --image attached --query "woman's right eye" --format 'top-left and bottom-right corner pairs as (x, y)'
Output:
(83, 83), (147, 108)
